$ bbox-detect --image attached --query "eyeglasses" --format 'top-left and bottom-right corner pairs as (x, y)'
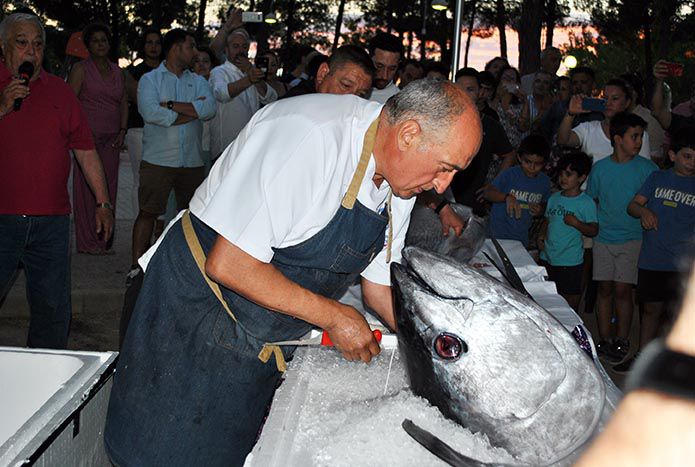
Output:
(14, 37), (44, 52)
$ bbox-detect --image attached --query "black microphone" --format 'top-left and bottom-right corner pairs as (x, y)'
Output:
(14, 61), (35, 111)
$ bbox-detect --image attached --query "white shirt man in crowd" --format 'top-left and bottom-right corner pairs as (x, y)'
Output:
(368, 32), (403, 104)
(209, 28), (277, 158)
(520, 46), (562, 96)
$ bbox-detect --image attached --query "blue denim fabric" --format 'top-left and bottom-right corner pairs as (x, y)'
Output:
(0, 215), (71, 348)
(105, 202), (389, 466)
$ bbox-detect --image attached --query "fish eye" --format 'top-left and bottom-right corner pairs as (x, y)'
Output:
(434, 333), (467, 360)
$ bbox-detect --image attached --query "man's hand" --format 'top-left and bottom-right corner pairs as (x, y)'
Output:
(438, 204), (466, 236)
(563, 213), (579, 227)
(0, 78), (30, 116)
(95, 206), (114, 242)
(223, 8), (243, 33)
(529, 202), (544, 217)
(653, 59), (671, 80)
(112, 130), (126, 149)
(325, 304), (381, 363)
(506, 194), (522, 219)
(475, 185), (488, 204)
(640, 208), (658, 230)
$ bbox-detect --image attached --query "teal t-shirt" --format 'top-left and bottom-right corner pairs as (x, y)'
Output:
(541, 192), (598, 266)
(586, 155), (657, 244)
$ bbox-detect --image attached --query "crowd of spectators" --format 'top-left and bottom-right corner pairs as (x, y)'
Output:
(1, 11), (693, 383)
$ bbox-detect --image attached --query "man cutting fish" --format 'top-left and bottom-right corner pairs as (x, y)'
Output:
(104, 78), (482, 466)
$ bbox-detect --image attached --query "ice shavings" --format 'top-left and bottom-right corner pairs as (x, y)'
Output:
(288, 348), (515, 467)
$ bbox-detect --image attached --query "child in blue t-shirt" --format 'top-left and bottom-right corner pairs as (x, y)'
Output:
(613, 128), (695, 372)
(484, 134), (551, 248)
(539, 152), (598, 311)
(585, 112), (658, 363)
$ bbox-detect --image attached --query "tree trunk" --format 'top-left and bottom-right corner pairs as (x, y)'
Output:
(518, 0), (543, 75)
(464, 0), (477, 67)
(545, 0), (556, 47)
(386, 0), (393, 34)
(420, 0), (427, 60)
(196, 0), (207, 44)
(285, 0), (296, 48)
(109, 0), (120, 62)
(642, 1), (652, 82)
(496, 0), (507, 58)
(255, 0), (273, 54)
(332, 0), (346, 51)
(152, 1), (162, 29)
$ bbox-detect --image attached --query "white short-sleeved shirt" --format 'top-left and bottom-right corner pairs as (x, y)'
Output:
(572, 119), (651, 164)
(148, 94), (415, 286)
(369, 81), (400, 104)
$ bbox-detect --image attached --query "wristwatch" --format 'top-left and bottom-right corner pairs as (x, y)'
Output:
(96, 202), (113, 210)
(625, 339), (695, 401)
(167, 100), (174, 110)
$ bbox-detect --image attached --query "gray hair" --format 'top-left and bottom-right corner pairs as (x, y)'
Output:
(384, 78), (467, 145)
(0, 13), (46, 49)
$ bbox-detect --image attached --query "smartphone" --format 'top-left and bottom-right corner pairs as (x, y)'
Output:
(663, 61), (684, 77)
(242, 11), (263, 23)
(255, 55), (269, 77)
(582, 97), (606, 112)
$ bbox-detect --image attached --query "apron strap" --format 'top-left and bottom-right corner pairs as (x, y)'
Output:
(341, 118), (380, 209)
(340, 117), (393, 262)
(181, 210), (287, 373)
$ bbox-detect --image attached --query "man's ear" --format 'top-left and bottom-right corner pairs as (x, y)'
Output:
(315, 62), (330, 86)
(668, 149), (677, 163)
(396, 119), (422, 151)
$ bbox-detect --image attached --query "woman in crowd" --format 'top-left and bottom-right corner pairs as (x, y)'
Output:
(484, 56), (510, 80)
(492, 65), (525, 148)
(261, 51), (287, 98)
(68, 23), (126, 254)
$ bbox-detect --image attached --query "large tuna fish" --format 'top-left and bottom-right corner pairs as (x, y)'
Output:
(405, 203), (487, 264)
(391, 246), (617, 466)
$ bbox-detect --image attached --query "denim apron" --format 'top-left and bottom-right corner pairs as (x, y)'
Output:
(105, 119), (391, 467)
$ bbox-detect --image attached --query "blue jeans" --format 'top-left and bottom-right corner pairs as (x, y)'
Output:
(0, 215), (71, 348)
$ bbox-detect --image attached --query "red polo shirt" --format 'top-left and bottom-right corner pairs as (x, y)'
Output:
(0, 62), (95, 215)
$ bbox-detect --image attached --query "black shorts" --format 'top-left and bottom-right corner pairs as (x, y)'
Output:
(636, 268), (683, 303)
(542, 262), (584, 296)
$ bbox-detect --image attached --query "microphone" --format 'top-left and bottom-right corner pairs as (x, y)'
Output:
(14, 61), (35, 111)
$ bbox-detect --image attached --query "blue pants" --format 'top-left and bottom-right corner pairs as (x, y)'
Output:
(0, 215), (71, 348)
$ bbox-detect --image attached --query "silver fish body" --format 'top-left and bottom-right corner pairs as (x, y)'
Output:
(405, 203), (487, 264)
(392, 247), (613, 466)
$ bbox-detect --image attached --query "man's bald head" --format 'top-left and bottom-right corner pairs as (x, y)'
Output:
(374, 79), (483, 198)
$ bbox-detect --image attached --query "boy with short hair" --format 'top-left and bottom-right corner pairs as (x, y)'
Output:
(586, 112), (658, 363)
(484, 134), (552, 248)
(539, 152), (598, 311)
(613, 128), (695, 372)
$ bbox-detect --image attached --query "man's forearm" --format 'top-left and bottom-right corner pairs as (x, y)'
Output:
(361, 278), (396, 331)
(173, 114), (196, 125)
(73, 149), (111, 203)
(227, 77), (254, 99)
(206, 236), (346, 330)
(170, 102), (199, 119)
(651, 79), (671, 129)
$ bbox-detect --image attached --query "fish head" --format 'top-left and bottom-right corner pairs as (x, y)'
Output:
(391, 246), (604, 454)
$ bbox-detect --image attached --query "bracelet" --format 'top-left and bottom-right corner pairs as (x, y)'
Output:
(96, 202), (113, 210)
(434, 199), (449, 214)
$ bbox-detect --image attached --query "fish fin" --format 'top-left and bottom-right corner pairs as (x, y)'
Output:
(402, 419), (501, 467)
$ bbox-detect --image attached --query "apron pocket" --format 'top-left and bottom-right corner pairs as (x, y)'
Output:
(210, 307), (264, 359)
(329, 244), (377, 273)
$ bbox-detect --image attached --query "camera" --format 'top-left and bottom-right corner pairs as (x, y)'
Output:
(242, 11), (263, 23)
(255, 56), (269, 78)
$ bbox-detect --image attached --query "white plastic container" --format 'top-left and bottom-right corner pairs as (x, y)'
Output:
(0, 347), (117, 466)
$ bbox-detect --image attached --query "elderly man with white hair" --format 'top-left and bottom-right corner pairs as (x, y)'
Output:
(0, 13), (113, 348)
(209, 28), (278, 158)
